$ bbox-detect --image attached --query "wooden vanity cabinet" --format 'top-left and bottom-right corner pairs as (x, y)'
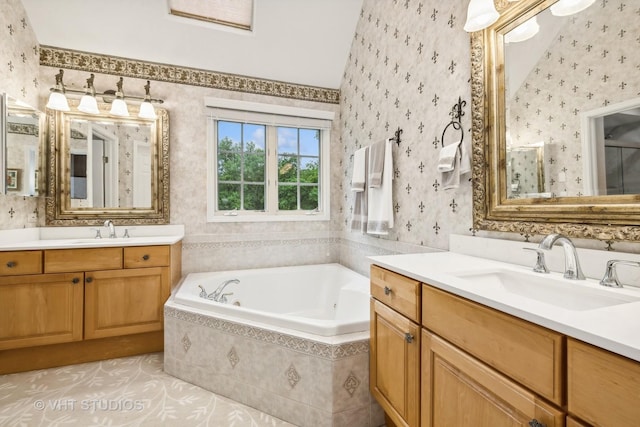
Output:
(370, 265), (421, 427)
(568, 338), (640, 427)
(0, 272), (83, 350)
(421, 285), (565, 427)
(422, 329), (564, 427)
(0, 243), (181, 374)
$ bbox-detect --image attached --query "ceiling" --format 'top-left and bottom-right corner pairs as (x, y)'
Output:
(21, 0), (363, 89)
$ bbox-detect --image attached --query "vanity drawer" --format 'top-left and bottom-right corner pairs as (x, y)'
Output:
(371, 265), (421, 323)
(422, 285), (564, 405)
(124, 246), (170, 268)
(568, 338), (640, 427)
(0, 251), (42, 276)
(44, 248), (123, 273)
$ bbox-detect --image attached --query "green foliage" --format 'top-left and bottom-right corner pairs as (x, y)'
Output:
(217, 135), (320, 212)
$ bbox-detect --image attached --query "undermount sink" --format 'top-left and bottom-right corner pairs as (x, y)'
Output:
(453, 268), (640, 311)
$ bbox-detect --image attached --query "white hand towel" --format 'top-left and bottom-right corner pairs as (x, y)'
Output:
(368, 139), (387, 188)
(442, 151), (460, 190)
(367, 139), (394, 235)
(350, 147), (369, 233)
(459, 140), (471, 175)
(351, 147), (368, 192)
(437, 141), (462, 173)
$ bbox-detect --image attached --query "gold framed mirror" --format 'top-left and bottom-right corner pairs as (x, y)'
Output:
(471, 0), (640, 241)
(46, 101), (169, 225)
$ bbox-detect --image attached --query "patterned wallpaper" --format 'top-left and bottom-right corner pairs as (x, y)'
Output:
(339, 0), (473, 250)
(508, 0), (640, 197)
(0, 0), (42, 230)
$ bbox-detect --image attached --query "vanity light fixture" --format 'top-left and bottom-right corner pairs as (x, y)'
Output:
(109, 77), (130, 117)
(46, 70), (164, 118)
(45, 69), (71, 112)
(463, 0), (499, 32)
(77, 74), (100, 115)
(138, 81), (158, 119)
(504, 16), (539, 43)
(550, 0), (596, 16)
(465, 0), (595, 33)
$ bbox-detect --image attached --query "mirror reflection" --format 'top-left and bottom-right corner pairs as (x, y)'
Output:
(46, 102), (170, 225)
(503, 0), (639, 199)
(3, 95), (43, 196)
(68, 118), (153, 209)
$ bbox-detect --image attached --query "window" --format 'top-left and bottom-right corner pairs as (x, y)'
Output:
(206, 98), (333, 222)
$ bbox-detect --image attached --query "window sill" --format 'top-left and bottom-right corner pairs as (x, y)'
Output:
(207, 212), (330, 223)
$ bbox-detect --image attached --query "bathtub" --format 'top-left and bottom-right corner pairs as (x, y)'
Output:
(164, 263), (383, 426)
(170, 263), (370, 336)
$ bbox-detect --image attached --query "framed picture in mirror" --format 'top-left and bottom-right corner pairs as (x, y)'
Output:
(6, 169), (19, 191)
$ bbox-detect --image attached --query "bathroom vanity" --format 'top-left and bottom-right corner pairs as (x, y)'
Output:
(369, 253), (640, 427)
(0, 226), (183, 374)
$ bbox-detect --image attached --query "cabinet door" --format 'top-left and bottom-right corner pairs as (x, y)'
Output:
(370, 299), (420, 427)
(0, 273), (83, 350)
(568, 338), (640, 427)
(421, 329), (564, 427)
(84, 267), (169, 339)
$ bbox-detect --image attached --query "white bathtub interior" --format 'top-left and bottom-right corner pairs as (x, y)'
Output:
(170, 263), (371, 336)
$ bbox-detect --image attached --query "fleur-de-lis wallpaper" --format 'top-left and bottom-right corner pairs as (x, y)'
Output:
(339, 0), (473, 252)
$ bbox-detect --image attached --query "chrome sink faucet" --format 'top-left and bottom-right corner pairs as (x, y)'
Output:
(538, 233), (585, 280)
(104, 220), (116, 238)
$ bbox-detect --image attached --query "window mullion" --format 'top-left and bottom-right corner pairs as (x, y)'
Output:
(267, 126), (278, 213)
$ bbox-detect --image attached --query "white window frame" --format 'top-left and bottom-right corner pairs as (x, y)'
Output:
(205, 97), (333, 222)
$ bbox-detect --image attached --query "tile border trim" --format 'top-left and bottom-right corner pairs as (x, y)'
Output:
(40, 46), (340, 104)
(182, 236), (340, 251)
(165, 305), (369, 361)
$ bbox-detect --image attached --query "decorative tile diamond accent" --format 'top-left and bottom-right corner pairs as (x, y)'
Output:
(227, 347), (240, 369)
(343, 372), (360, 397)
(181, 333), (191, 353)
(285, 363), (301, 389)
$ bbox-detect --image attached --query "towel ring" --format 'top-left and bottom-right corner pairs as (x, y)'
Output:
(441, 97), (466, 148)
(441, 120), (463, 148)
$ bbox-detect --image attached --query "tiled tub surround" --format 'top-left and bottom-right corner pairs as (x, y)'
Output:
(164, 264), (384, 426)
(164, 307), (382, 427)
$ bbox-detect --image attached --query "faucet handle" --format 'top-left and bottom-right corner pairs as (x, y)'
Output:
(523, 248), (549, 273)
(90, 228), (102, 239)
(600, 260), (640, 288)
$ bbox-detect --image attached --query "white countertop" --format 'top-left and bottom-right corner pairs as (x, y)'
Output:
(370, 252), (640, 362)
(0, 225), (184, 250)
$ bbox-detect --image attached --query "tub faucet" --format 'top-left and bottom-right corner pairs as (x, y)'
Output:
(104, 220), (116, 238)
(212, 279), (239, 303)
(538, 233), (585, 280)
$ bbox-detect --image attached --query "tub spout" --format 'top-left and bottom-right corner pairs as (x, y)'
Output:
(212, 279), (240, 302)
